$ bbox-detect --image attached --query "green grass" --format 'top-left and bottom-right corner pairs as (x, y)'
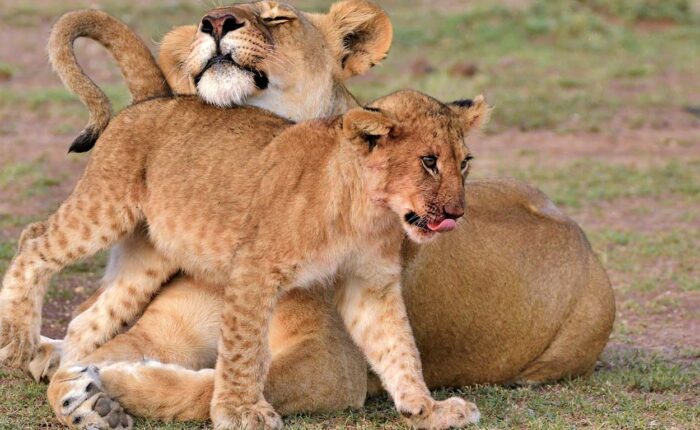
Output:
(501, 158), (700, 208)
(0, 214), (40, 230)
(1, 349), (697, 429)
(345, 0), (700, 132)
(584, 0), (697, 23)
(589, 228), (700, 296)
(0, 368), (56, 429)
(0, 159), (63, 200)
(0, 61), (15, 80)
(283, 350), (699, 429)
(0, 85), (131, 116)
(0, 0), (203, 37)
(0, 240), (14, 274)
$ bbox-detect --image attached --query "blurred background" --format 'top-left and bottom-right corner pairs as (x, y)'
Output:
(0, 0), (698, 428)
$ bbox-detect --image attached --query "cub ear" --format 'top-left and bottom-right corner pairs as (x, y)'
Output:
(449, 95), (491, 130)
(158, 25), (198, 95)
(342, 107), (395, 150)
(319, 0), (393, 79)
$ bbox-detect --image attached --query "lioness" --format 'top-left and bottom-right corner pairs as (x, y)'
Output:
(0, 0), (614, 427)
(5, 88), (488, 430)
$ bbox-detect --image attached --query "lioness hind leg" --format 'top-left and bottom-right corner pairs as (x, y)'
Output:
(0, 181), (141, 369)
(49, 360), (212, 428)
(49, 282), (367, 426)
(61, 226), (178, 364)
(265, 288), (367, 415)
(513, 256), (615, 385)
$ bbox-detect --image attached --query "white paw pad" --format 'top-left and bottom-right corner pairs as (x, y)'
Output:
(58, 366), (132, 429)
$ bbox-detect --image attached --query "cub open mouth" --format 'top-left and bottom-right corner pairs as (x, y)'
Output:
(194, 54), (269, 90)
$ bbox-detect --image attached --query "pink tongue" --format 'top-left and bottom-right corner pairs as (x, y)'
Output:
(427, 218), (456, 232)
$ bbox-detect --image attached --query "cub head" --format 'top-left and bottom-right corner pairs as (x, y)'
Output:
(159, 0), (392, 121)
(342, 91), (490, 243)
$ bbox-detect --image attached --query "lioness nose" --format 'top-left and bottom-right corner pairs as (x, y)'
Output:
(444, 203), (465, 220)
(201, 14), (245, 40)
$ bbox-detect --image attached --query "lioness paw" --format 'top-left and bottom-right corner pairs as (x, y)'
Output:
(53, 366), (132, 430)
(211, 400), (283, 430)
(401, 396), (479, 429)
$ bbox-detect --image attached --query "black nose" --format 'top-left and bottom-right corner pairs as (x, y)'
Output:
(201, 15), (244, 40)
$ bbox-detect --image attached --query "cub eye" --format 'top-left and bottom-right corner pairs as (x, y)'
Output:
(421, 156), (438, 173)
(461, 155), (474, 171)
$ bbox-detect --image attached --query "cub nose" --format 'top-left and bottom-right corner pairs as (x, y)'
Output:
(201, 14), (245, 40)
(443, 203), (465, 220)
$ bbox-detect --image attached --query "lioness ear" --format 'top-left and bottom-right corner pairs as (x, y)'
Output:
(319, 0), (393, 79)
(343, 108), (394, 150)
(158, 25), (198, 95)
(449, 95), (491, 130)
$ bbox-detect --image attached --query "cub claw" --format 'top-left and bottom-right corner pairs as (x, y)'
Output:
(211, 400), (283, 430)
(0, 325), (37, 369)
(29, 336), (63, 382)
(400, 396), (480, 429)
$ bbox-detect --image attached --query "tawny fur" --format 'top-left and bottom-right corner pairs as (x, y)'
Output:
(8, 90), (487, 430)
(46, 280), (366, 423)
(48, 10), (172, 152)
(1, 1), (614, 427)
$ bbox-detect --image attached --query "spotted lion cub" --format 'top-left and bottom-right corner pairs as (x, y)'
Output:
(3, 89), (487, 429)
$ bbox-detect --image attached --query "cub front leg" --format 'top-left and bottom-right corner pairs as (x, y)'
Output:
(62, 228), (177, 364)
(337, 260), (480, 429)
(211, 263), (283, 430)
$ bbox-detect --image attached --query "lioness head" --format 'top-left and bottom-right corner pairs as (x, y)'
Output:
(342, 91), (490, 243)
(159, 0), (392, 121)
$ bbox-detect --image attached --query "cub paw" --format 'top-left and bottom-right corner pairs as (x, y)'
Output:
(211, 399), (283, 430)
(400, 396), (479, 429)
(0, 312), (38, 369)
(49, 365), (132, 430)
(29, 336), (63, 382)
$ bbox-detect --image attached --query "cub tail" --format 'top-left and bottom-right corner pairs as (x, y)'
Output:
(48, 10), (172, 152)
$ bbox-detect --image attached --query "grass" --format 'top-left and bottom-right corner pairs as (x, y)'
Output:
(501, 158), (700, 208)
(0, 158), (63, 200)
(345, 0), (700, 132)
(0, 85), (132, 117)
(0, 61), (15, 81)
(1, 349), (697, 429)
(0, 0), (698, 131)
(589, 229), (700, 301)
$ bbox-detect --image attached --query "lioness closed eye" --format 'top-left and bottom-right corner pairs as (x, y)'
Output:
(3, 89), (488, 429)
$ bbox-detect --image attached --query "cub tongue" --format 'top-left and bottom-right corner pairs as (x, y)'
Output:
(427, 218), (456, 232)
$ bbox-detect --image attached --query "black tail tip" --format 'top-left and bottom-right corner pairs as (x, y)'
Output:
(68, 128), (99, 153)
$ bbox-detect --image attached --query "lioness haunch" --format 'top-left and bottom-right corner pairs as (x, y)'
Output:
(3, 90), (488, 429)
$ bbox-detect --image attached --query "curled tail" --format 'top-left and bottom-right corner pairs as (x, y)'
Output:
(48, 10), (172, 152)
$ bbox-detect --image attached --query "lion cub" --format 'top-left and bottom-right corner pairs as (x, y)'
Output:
(2, 90), (488, 429)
